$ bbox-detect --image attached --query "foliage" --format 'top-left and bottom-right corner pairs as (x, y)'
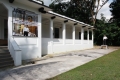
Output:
(94, 18), (120, 46)
(50, 0), (108, 26)
(47, 49), (120, 80)
(110, 0), (120, 26)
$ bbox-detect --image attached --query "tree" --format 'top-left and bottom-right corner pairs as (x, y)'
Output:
(50, 0), (109, 26)
(101, 13), (106, 23)
(95, 13), (120, 46)
(110, 0), (120, 26)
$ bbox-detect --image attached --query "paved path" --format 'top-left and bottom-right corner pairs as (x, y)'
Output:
(0, 47), (119, 80)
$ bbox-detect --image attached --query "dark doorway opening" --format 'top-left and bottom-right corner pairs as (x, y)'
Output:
(54, 28), (59, 38)
(0, 3), (8, 46)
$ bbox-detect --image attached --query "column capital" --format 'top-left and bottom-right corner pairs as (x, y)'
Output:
(51, 16), (56, 19)
(74, 22), (78, 25)
(82, 26), (86, 28)
(64, 20), (68, 23)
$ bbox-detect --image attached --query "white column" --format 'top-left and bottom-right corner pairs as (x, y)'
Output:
(87, 29), (89, 44)
(50, 19), (53, 39)
(92, 29), (94, 44)
(81, 27), (84, 44)
(72, 25), (75, 45)
(8, 9), (13, 50)
(50, 19), (53, 53)
(38, 13), (42, 57)
(62, 23), (66, 45)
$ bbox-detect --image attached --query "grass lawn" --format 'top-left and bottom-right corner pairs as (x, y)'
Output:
(47, 49), (120, 80)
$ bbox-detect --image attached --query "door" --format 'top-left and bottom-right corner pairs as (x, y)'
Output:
(0, 19), (8, 46)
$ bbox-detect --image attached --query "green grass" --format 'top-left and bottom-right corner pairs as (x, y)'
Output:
(47, 49), (120, 80)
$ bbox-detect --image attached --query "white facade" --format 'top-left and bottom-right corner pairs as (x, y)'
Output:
(0, 0), (94, 66)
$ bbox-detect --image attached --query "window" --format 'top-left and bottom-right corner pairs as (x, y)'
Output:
(12, 8), (38, 37)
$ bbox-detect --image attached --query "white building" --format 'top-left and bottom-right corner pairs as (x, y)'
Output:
(0, 0), (94, 66)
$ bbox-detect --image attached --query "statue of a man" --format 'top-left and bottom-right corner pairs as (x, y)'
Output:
(103, 35), (108, 45)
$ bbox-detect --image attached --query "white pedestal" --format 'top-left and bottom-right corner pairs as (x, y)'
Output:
(101, 45), (108, 49)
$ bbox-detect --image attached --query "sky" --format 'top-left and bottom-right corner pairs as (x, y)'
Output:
(43, 0), (113, 20)
(97, 0), (113, 19)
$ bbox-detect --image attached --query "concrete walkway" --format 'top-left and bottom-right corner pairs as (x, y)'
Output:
(0, 47), (119, 80)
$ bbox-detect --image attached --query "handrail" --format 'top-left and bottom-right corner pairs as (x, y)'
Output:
(10, 38), (21, 51)
(9, 37), (22, 66)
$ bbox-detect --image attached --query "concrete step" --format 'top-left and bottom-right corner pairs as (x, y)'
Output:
(0, 59), (14, 69)
(0, 60), (14, 64)
(0, 47), (14, 69)
(0, 63), (14, 69)
(0, 53), (11, 58)
(0, 54), (11, 58)
(0, 57), (13, 61)
(0, 49), (9, 52)
(0, 52), (10, 54)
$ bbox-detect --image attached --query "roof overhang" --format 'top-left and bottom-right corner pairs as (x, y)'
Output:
(14, 0), (52, 11)
(47, 11), (94, 28)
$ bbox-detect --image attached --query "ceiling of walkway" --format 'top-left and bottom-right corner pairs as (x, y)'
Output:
(42, 17), (84, 29)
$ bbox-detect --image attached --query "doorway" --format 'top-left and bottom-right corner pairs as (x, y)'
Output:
(54, 28), (59, 38)
(0, 3), (8, 46)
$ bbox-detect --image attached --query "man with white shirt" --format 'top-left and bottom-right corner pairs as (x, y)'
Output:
(103, 35), (108, 45)
(23, 25), (29, 36)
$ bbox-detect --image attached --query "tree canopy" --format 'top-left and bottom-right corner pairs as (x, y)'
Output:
(50, 0), (109, 26)
(110, 0), (120, 26)
(94, 13), (120, 46)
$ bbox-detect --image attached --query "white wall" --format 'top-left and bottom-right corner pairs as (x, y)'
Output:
(42, 38), (52, 55)
(75, 27), (81, 39)
(45, 44), (93, 55)
(42, 19), (50, 38)
(59, 27), (62, 39)
(42, 38), (93, 55)
(66, 26), (72, 39)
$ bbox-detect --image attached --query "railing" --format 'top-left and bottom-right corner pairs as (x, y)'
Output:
(9, 38), (22, 66)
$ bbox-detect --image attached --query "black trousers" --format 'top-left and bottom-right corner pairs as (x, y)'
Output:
(103, 39), (106, 45)
(24, 31), (28, 36)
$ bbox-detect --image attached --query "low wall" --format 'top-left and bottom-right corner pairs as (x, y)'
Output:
(11, 37), (93, 60)
(42, 38), (93, 55)
(13, 37), (41, 60)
